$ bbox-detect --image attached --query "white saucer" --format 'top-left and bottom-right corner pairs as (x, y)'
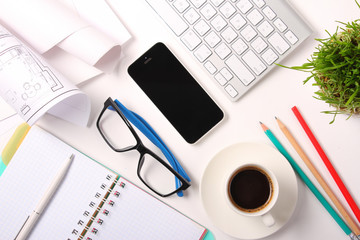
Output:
(200, 142), (298, 239)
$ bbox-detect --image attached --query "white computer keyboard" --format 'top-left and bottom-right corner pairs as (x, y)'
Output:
(145, 0), (312, 101)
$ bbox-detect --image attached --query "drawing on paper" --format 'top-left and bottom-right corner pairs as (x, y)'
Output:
(0, 31), (64, 117)
(0, 24), (91, 126)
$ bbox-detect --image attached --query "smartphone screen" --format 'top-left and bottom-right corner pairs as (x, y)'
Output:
(128, 42), (224, 144)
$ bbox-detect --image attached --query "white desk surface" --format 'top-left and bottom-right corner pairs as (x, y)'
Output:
(35, 0), (360, 239)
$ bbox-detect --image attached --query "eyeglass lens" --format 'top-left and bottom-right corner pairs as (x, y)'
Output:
(139, 153), (182, 195)
(98, 107), (137, 150)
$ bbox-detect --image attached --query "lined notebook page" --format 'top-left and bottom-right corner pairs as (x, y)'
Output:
(0, 126), (207, 240)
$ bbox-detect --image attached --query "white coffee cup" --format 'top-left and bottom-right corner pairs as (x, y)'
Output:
(224, 164), (279, 227)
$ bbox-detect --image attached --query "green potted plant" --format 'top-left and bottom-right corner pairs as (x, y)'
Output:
(280, 1), (360, 123)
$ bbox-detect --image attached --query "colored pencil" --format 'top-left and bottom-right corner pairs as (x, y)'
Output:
(259, 122), (356, 238)
(292, 106), (360, 224)
(276, 117), (360, 236)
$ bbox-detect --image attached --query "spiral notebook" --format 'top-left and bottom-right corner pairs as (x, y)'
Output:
(0, 126), (210, 240)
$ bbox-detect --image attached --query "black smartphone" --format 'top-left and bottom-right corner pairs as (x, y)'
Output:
(128, 42), (224, 144)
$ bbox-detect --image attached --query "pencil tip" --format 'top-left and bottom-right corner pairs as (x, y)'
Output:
(274, 116), (277, 119)
(259, 121), (268, 131)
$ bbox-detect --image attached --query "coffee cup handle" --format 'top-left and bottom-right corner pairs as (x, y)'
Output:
(261, 212), (275, 227)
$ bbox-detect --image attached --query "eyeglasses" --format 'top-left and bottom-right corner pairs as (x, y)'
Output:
(96, 97), (191, 197)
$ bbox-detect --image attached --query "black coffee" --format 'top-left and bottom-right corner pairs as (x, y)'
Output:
(228, 167), (273, 212)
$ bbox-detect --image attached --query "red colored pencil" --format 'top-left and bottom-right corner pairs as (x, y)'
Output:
(292, 106), (360, 224)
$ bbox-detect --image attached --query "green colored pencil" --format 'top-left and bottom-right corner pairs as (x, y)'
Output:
(260, 122), (359, 240)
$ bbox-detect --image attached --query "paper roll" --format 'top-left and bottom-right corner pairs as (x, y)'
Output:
(0, 0), (125, 73)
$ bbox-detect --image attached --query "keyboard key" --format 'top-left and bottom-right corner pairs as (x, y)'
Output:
(231, 38), (248, 55)
(204, 60), (217, 74)
(225, 55), (255, 85)
(240, 25), (257, 41)
(184, 8), (201, 24)
(242, 50), (267, 75)
(220, 68), (233, 80)
(274, 18), (287, 32)
(247, 9), (264, 26)
(262, 6), (276, 20)
(210, 0), (225, 7)
(220, 2), (236, 18)
(189, 0), (206, 8)
(253, 0), (265, 8)
(236, 0), (253, 14)
(268, 32), (290, 54)
(204, 31), (221, 47)
(215, 42), (232, 59)
(221, 27), (238, 43)
(225, 84), (239, 97)
(194, 19), (211, 36)
(215, 72), (227, 85)
(251, 37), (267, 53)
(261, 48), (278, 65)
(284, 30), (299, 44)
(200, 3), (217, 20)
(173, 0), (190, 13)
(181, 30), (202, 50)
(230, 13), (247, 30)
(211, 15), (228, 31)
(258, 21), (274, 37)
(194, 44), (212, 62)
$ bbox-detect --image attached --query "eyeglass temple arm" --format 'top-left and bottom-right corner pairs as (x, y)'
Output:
(128, 110), (191, 197)
(114, 99), (189, 178)
(132, 112), (189, 177)
(114, 100), (190, 196)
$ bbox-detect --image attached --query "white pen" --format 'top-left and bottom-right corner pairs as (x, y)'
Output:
(16, 154), (74, 240)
